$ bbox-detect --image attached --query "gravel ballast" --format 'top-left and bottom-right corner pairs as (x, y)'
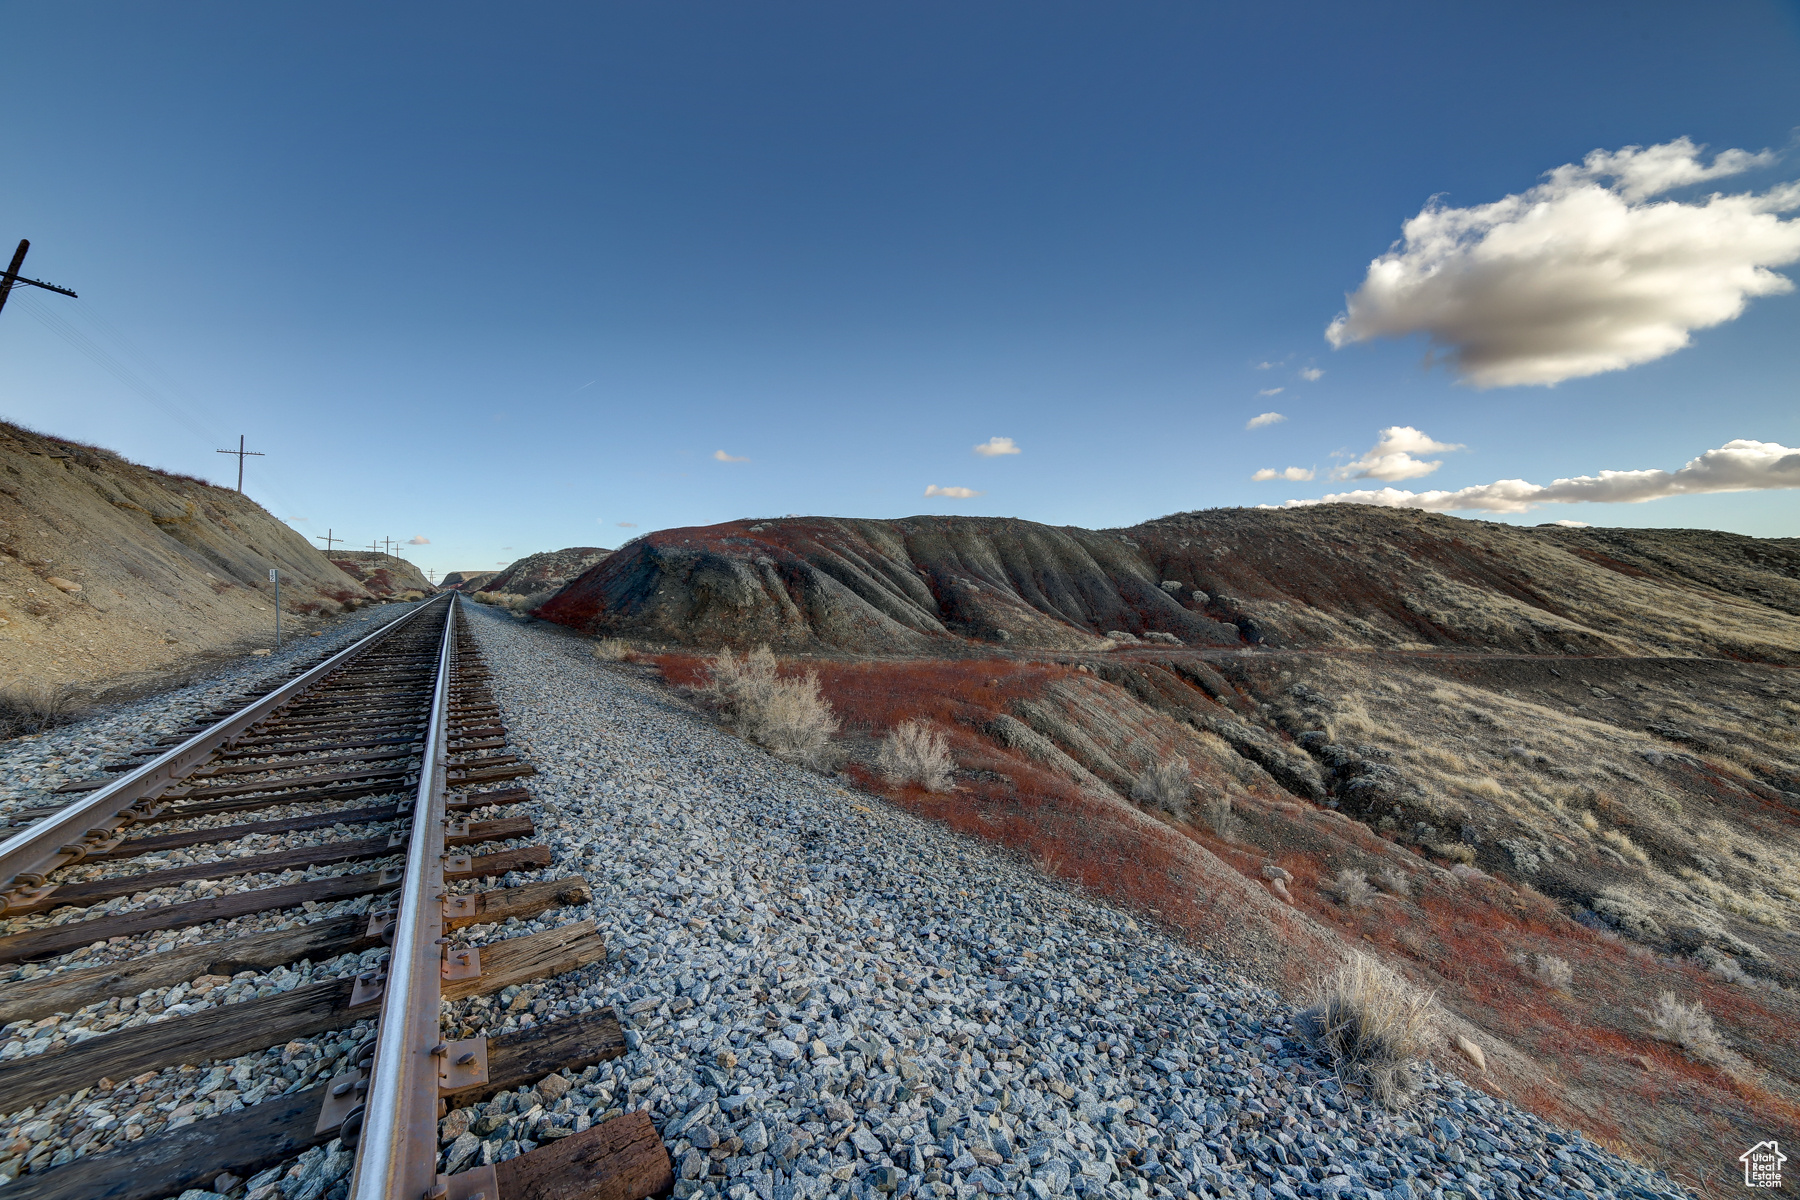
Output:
(430, 605), (1687, 1200)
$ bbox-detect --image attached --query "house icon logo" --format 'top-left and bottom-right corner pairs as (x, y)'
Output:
(1740, 1141), (1785, 1188)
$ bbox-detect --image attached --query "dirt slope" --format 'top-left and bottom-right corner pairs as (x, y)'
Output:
(539, 510), (1800, 661)
(327, 550), (434, 597)
(0, 422), (375, 691)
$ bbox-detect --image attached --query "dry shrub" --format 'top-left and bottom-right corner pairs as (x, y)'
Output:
(1377, 867), (1413, 898)
(1526, 953), (1574, 992)
(1431, 842), (1477, 865)
(701, 646), (839, 770)
(1204, 794), (1239, 841)
(1130, 755), (1192, 818)
(591, 638), (632, 662)
(876, 720), (955, 792)
(1300, 953), (1436, 1107)
(0, 683), (88, 739)
(1640, 991), (1734, 1067)
(1330, 867), (1377, 908)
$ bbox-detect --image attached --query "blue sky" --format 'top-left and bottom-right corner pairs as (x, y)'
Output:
(2, 2), (1797, 579)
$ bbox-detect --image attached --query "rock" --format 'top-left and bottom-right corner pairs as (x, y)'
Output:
(1453, 1035), (1487, 1072)
(1159, 581), (1185, 593)
(871, 1165), (900, 1192)
(823, 1098), (854, 1123)
(1260, 863), (1292, 883)
(46, 576), (81, 593)
(766, 1037), (801, 1062)
(537, 1073), (571, 1101)
(249, 648), (273, 656)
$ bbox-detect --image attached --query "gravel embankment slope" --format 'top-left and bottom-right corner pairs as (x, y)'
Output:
(441, 604), (1687, 1200)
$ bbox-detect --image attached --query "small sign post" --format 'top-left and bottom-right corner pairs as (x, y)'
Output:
(269, 568), (281, 650)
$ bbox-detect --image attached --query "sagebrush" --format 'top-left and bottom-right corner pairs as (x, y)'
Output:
(700, 646), (839, 770)
(876, 720), (956, 792)
(591, 638), (632, 662)
(1331, 867), (1377, 908)
(1300, 953), (1436, 1106)
(1640, 991), (1733, 1067)
(0, 683), (87, 739)
(1130, 755), (1192, 818)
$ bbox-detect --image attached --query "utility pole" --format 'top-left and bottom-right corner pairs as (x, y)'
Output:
(216, 435), (264, 493)
(314, 528), (341, 554)
(0, 239), (78, 321)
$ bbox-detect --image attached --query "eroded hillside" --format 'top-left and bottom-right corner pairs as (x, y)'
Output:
(539, 509), (1800, 662)
(0, 422), (377, 690)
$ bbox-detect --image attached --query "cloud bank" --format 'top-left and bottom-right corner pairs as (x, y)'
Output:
(1277, 439), (1800, 513)
(925, 484), (983, 498)
(1253, 466), (1315, 482)
(1333, 426), (1465, 482)
(973, 436), (1021, 456)
(1246, 411), (1286, 430)
(1327, 138), (1800, 387)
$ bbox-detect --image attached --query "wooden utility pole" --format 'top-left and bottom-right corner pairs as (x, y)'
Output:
(314, 528), (341, 554)
(0, 239), (78, 321)
(216, 435), (264, 493)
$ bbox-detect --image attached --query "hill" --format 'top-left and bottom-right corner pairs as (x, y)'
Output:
(327, 549), (434, 597)
(537, 508), (1800, 661)
(0, 422), (378, 692)
(483, 546), (610, 602)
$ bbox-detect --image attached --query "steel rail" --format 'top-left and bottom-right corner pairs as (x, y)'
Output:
(0, 594), (452, 911)
(349, 593), (459, 1200)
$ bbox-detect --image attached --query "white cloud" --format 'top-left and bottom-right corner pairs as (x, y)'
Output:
(1255, 360), (1282, 370)
(1258, 387), (1285, 397)
(617, 521), (637, 527)
(1275, 439), (1800, 513)
(1298, 367), (1324, 381)
(1327, 138), (1800, 387)
(407, 535), (429, 545)
(1332, 426), (1466, 481)
(925, 484), (984, 498)
(1252, 466), (1316, 482)
(1550, 520), (1591, 527)
(1246, 411), (1286, 430)
(973, 436), (1021, 457)
(714, 450), (749, 462)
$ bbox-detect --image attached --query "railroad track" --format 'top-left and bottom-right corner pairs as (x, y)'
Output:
(0, 595), (673, 1200)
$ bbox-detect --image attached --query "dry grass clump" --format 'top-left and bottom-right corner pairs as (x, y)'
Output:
(591, 638), (632, 662)
(1377, 867), (1413, 898)
(876, 720), (956, 792)
(1300, 953), (1436, 1106)
(1639, 991), (1735, 1068)
(701, 646), (839, 770)
(1330, 867), (1378, 907)
(1523, 953), (1573, 992)
(1203, 794), (1239, 842)
(1130, 755), (1192, 818)
(0, 683), (88, 739)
